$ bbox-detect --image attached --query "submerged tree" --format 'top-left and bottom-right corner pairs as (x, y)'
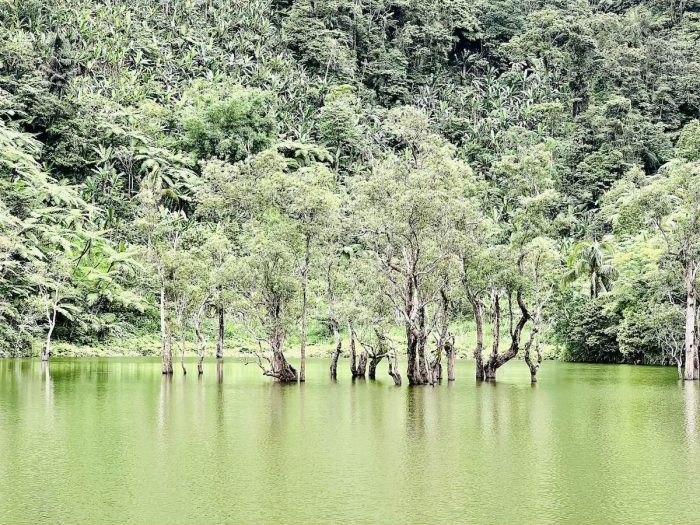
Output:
(353, 107), (476, 385)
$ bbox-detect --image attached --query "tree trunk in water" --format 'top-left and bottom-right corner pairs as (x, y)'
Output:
(270, 350), (298, 382)
(523, 328), (541, 383)
(484, 293), (501, 381)
(159, 279), (172, 375)
(216, 303), (224, 359)
(472, 298), (485, 381)
(430, 350), (442, 383)
(180, 342), (187, 375)
(42, 325), (53, 362)
(684, 262), (698, 380)
(264, 331), (297, 382)
(405, 275), (430, 385)
(368, 354), (383, 380)
(299, 235), (310, 382)
(446, 339), (456, 381)
(356, 350), (368, 378)
(194, 300), (207, 375)
(329, 319), (341, 379)
(216, 360), (224, 383)
(407, 329), (430, 385)
(166, 328), (173, 375)
(349, 323), (362, 377)
(416, 306), (429, 383)
(387, 353), (402, 386)
(406, 323), (418, 384)
(177, 314), (187, 375)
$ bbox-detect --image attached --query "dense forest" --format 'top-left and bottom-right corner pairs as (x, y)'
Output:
(1, 0), (699, 383)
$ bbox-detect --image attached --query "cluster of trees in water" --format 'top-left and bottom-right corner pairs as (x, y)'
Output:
(1, 0), (700, 383)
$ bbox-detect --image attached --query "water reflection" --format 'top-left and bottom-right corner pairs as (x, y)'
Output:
(1, 358), (699, 525)
(157, 374), (172, 437)
(216, 359), (224, 384)
(684, 381), (699, 448)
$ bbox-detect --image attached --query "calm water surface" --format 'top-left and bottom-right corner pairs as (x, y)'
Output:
(1, 357), (699, 524)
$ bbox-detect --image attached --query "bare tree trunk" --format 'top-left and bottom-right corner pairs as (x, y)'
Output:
(406, 323), (419, 383)
(368, 354), (383, 379)
(42, 296), (56, 362)
(471, 297), (485, 381)
(194, 298), (208, 375)
(329, 319), (341, 379)
(446, 338), (456, 381)
(42, 323), (54, 362)
(349, 322), (365, 378)
(176, 306), (187, 375)
(416, 305), (429, 382)
(387, 351), (402, 386)
(523, 329), (541, 383)
(166, 327), (173, 375)
(326, 263), (341, 379)
(684, 262), (698, 380)
(484, 293), (501, 381)
(180, 340), (187, 375)
(356, 349), (368, 378)
(159, 276), (171, 375)
(216, 301), (224, 359)
(299, 235), (311, 382)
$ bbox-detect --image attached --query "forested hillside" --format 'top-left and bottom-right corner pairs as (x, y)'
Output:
(1, 0), (699, 382)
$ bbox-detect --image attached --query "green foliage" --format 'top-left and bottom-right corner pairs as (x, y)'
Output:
(177, 80), (277, 163)
(0, 0), (698, 368)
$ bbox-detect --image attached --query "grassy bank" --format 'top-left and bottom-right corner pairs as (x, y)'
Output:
(41, 319), (558, 360)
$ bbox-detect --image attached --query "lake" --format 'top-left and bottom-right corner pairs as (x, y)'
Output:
(0, 357), (698, 524)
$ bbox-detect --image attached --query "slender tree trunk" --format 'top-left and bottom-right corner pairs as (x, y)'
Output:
(329, 319), (341, 379)
(349, 322), (361, 377)
(180, 340), (187, 375)
(177, 309), (187, 375)
(159, 276), (170, 375)
(406, 323), (419, 383)
(368, 354), (383, 379)
(299, 234), (310, 382)
(484, 293), (501, 381)
(684, 262), (698, 380)
(470, 297), (485, 381)
(356, 349), (368, 378)
(166, 327), (173, 375)
(216, 301), (224, 359)
(416, 305), (429, 382)
(446, 338), (456, 381)
(42, 323), (54, 362)
(523, 329), (541, 383)
(194, 300), (207, 375)
(327, 263), (341, 379)
(193, 294), (209, 375)
(387, 352), (402, 386)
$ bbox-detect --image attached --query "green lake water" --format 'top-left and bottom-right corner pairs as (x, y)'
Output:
(1, 357), (699, 524)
